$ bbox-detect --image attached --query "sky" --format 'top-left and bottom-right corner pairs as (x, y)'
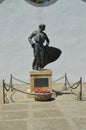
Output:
(0, 0), (86, 83)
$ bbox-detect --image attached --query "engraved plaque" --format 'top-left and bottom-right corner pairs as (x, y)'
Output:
(34, 78), (48, 87)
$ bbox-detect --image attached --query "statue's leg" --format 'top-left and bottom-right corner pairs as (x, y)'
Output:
(32, 47), (37, 70)
(32, 57), (36, 69)
(40, 48), (44, 69)
(32, 46), (39, 70)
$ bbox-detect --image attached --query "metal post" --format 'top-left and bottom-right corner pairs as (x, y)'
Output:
(64, 73), (67, 90)
(3, 80), (5, 104)
(10, 74), (13, 91)
(80, 77), (82, 100)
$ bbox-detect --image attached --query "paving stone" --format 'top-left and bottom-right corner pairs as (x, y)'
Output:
(76, 103), (86, 117)
(0, 83), (86, 130)
(0, 111), (28, 120)
(73, 118), (86, 130)
(1, 103), (28, 111)
(0, 120), (27, 130)
(32, 101), (57, 109)
(57, 101), (86, 118)
(33, 118), (72, 130)
(33, 109), (63, 118)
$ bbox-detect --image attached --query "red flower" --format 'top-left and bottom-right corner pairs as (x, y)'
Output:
(35, 89), (50, 93)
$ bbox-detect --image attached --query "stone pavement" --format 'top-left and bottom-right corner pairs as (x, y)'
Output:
(0, 83), (86, 130)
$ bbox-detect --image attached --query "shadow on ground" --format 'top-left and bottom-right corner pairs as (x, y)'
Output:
(35, 97), (55, 102)
(53, 90), (73, 96)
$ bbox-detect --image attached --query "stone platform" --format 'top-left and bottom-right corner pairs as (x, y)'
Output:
(0, 83), (86, 130)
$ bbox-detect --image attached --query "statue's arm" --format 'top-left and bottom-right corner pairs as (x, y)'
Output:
(45, 33), (50, 46)
(28, 32), (35, 46)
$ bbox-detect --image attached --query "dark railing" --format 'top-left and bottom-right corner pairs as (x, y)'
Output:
(2, 73), (83, 103)
(53, 73), (83, 101)
(2, 75), (36, 104)
(3, 79), (11, 103)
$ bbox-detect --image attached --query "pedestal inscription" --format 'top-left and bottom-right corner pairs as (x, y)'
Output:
(34, 78), (48, 87)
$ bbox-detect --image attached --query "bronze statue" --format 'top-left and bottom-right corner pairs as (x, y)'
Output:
(28, 24), (62, 70)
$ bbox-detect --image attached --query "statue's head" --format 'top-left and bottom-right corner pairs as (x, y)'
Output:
(39, 24), (46, 31)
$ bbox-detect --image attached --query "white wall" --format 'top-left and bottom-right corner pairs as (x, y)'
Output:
(0, 0), (86, 83)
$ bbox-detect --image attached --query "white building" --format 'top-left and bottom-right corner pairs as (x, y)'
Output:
(0, 0), (86, 82)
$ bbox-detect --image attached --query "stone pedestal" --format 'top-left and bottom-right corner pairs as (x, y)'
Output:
(30, 69), (52, 92)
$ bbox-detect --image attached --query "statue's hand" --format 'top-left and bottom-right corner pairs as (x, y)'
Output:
(32, 43), (35, 48)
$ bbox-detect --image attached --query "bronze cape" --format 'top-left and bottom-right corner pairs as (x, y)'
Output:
(41, 46), (62, 68)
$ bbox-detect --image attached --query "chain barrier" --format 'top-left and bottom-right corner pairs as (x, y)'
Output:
(12, 86), (36, 95)
(4, 83), (11, 91)
(11, 75), (30, 85)
(53, 75), (65, 83)
(63, 75), (84, 100)
(52, 74), (83, 101)
(70, 81), (80, 89)
(10, 91), (16, 103)
(66, 76), (80, 89)
(2, 79), (36, 103)
(2, 80), (11, 103)
(2, 73), (84, 103)
(9, 86), (37, 103)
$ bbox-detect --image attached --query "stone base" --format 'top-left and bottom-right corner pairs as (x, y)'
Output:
(27, 88), (57, 99)
(27, 89), (35, 98)
(35, 93), (52, 101)
(30, 69), (52, 93)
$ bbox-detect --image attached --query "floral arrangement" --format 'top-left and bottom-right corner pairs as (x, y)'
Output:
(34, 88), (52, 101)
(35, 88), (51, 93)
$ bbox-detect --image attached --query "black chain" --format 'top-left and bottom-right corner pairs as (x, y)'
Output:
(12, 76), (30, 85)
